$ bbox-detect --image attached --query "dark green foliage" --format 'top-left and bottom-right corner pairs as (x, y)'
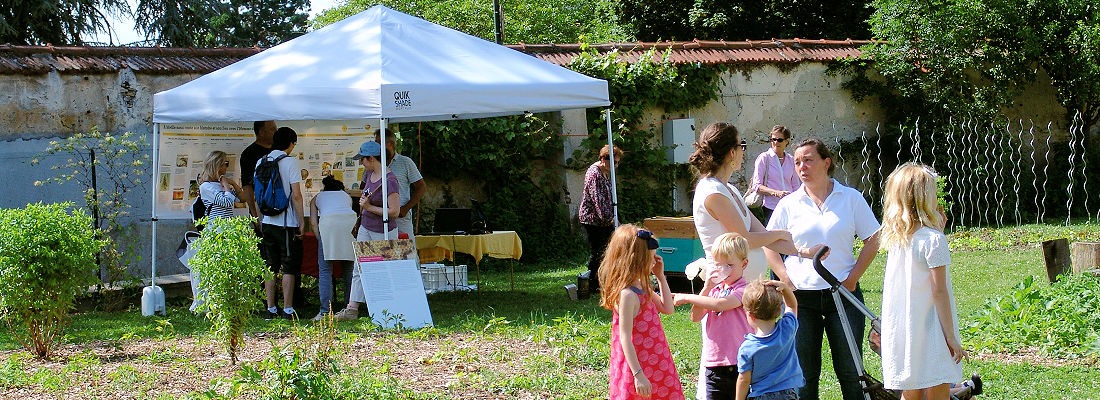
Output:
(0, 203), (103, 358)
(135, 0), (309, 47)
(617, 0), (873, 42)
(405, 115), (585, 261)
(0, 0), (129, 45)
(849, 0), (1100, 132)
(312, 0), (631, 44)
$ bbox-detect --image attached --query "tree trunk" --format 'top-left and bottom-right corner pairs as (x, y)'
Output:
(1070, 241), (1100, 275)
(1042, 238), (1070, 282)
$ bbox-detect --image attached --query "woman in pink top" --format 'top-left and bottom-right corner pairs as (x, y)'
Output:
(750, 125), (800, 223)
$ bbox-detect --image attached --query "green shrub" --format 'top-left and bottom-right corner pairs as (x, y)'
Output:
(188, 216), (269, 364)
(965, 273), (1100, 359)
(0, 202), (103, 358)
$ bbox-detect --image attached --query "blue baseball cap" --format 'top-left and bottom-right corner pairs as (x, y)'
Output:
(352, 141), (382, 160)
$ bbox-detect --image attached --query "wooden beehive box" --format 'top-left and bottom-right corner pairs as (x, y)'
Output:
(642, 217), (698, 239)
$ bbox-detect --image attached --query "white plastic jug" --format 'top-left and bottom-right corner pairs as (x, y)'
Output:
(141, 285), (165, 316)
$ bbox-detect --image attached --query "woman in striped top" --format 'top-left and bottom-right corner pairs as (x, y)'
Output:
(199, 150), (243, 220)
(190, 150), (243, 313)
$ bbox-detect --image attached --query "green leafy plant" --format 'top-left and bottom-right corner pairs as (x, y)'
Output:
(32, 128), (150, 309)
(205, 317), (346, 399)
(0, 202), (104, 358)
(965, 273), (1100, 359)
(188, 216), (269, 364)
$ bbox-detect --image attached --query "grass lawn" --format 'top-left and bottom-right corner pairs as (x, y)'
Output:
(0, 223), (1098, 398)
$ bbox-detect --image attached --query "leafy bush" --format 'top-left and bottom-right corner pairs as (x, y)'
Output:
(964, 273), (1100, 359)
(188, 216), (269, 364)
(0, 202), (104, 358)
(32, 128), (150, 310)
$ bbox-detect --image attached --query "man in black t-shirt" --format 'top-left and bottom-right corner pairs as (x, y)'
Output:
(241, 120), (276, 220)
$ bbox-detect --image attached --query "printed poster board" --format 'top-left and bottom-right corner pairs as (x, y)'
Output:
(352, 239), (432, 329)
(155, 120), (384, 220)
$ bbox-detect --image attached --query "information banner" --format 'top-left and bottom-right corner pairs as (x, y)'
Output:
(155, 120), (379, 220)
(353, 239), (433, 329)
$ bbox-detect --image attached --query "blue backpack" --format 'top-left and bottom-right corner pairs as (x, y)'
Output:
(253, 154), (290, 216)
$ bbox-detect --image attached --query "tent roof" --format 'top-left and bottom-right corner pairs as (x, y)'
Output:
(152, 5), (610, 124)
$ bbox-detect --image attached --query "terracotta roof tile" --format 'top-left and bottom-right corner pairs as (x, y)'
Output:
(0, 39), (870, 75)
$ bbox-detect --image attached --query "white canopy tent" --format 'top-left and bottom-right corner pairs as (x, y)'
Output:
(148, 5), (620, 311)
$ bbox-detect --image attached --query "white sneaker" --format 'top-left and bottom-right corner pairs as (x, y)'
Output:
(333, 308), (359, 321)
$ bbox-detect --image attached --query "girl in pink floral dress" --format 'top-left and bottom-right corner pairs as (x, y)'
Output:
(599, 224), (684, 399)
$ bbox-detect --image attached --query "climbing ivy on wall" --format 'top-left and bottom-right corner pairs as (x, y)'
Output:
(567, 48), (724, 223)
(407, 48), (725, 261)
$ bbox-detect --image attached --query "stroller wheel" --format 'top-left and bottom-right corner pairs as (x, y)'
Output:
(970, 374), (983, 396)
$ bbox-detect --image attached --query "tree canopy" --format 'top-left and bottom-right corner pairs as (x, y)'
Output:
(135, 0), (310, 47)
(312, 0), (631, 44)
(617, 0), (874, 42)
(0, 0), (129, 45)
(855, 0), (1100, 130)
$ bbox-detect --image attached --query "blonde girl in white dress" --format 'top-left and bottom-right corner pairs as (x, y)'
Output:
(879, 162), (966, 400)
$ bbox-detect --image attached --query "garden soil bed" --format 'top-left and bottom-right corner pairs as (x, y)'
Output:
(0, 330), (557, 399)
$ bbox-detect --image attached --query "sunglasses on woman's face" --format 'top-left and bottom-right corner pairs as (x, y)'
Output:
(770, 137), (787, 143)
(739, 140), (747, 151)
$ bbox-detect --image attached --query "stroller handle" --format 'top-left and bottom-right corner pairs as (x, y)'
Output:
(812, 246), (843, 288)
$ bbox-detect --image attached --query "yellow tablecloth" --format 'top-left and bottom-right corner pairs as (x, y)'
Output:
(416, 231), (523, 265)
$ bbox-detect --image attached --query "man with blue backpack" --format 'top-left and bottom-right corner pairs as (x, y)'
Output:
(254, 126), (306, 320)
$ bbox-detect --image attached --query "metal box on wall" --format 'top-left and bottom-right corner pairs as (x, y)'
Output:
(662, 118), (695, 164)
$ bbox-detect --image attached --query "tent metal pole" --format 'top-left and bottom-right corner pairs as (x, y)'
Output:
(604, 108), (619, 227)
(150, 123), (159, 287)
(380, 119), (390, 240)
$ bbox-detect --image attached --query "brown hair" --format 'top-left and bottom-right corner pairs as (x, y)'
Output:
(771, 125), (792, 139)
(794, 138), (836, 176)
(742, 280), (784, 321)
(599, 144), (623, 161)
(598, 224), (656, 311)
(688, 122), (741, 177)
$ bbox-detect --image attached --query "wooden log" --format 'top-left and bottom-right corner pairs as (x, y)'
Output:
(1070, 241), (1100, 274)
(1042, 238), (1071, 282)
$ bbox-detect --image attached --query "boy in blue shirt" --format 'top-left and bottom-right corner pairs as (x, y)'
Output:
(736, 280), (804, 400)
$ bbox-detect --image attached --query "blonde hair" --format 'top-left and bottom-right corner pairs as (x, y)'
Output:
(880, 162), (944, 247)
(712, 232), (748, 264)
(742, 280), (784, 321)
(598, 224), (656, 311)
(201, 151), (228, 182)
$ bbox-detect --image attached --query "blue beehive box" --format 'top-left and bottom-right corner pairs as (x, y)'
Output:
(643, 217), (703, 274)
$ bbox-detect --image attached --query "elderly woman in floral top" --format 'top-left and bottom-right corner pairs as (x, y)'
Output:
(579, 144), (622, 292)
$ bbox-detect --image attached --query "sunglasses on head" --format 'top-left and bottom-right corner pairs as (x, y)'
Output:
(770, 137), (788, 143)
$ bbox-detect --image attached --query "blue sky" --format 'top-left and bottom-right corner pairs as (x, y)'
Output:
(91, 0), (339, 45)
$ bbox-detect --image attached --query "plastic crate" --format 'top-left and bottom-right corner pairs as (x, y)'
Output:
(442, 265), (468, 288)
(420, 264), (445, 292)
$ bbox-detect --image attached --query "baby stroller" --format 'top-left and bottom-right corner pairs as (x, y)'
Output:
(811, 247), (983, 400)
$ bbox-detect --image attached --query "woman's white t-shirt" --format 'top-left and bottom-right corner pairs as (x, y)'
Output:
(693, 176), (767, 280)
(314, 191), (354, 216)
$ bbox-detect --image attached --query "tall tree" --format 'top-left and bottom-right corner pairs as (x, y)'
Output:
(617, 0), (874, 42)
(136, 0), (309, 47)
(312, 0), (631, 44)
(0, 0), (130, 45)
(859, 0), (1100, 130)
